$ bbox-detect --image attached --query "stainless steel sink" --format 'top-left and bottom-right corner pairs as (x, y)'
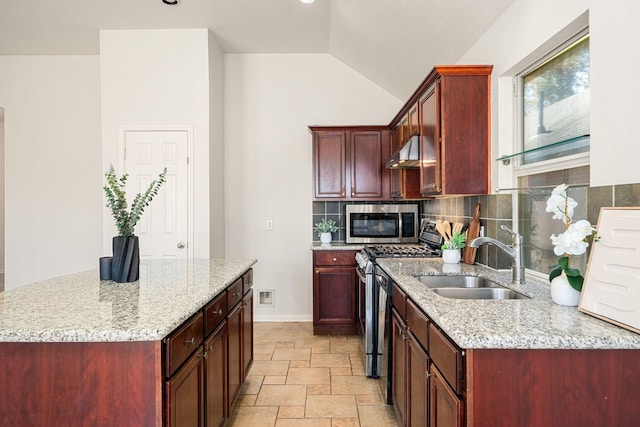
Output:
(431, 287), (530, 300)
(413, 275), (502, 289)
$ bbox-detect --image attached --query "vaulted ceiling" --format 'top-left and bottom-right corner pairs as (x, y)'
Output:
(0, 0), (514, 100)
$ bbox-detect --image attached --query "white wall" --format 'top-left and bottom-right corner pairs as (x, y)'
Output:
(209, 32), (226, 258)
(0, 56), (102, 289)
(459, 0), (640, 188)
(224, 54), (402, 321)
(99, 30), (214, 257)
(0, 111), (4, 275)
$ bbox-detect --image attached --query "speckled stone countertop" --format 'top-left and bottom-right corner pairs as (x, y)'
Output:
(0, 258), (257, 343)
(376, 258), (640, 350)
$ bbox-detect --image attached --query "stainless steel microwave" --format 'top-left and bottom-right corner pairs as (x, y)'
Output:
(346, 204), (419, 244)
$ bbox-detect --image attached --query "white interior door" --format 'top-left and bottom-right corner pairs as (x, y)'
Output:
(124, 129), (189, 260)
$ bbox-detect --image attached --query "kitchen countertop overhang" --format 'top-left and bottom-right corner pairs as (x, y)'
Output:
(376, 258), (640, 350)
(0, 258), (257, 343)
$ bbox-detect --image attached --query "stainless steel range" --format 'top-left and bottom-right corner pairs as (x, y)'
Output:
(355, 221), (443, 385)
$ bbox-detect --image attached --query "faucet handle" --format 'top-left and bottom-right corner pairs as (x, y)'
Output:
(500, 225), (515, 235)
(500, 225), (523, 245)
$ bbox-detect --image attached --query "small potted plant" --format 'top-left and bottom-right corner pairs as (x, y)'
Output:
(441, 231), (466, 263)
(104, 164), (167, 282)
(314, 218), (338, 246)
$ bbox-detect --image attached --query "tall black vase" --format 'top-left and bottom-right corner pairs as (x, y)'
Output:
(111, 236), (140, 283)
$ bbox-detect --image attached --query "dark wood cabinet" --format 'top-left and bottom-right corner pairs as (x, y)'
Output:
(417, 66), (492, 196)
(313, 250), (358, 335)
(204, 323), (227, 427)
(166, 346), (206, 427)
(311, 127), (391, 200)
(430, 365), (463, 427)
(392, 308), (408, 426)
(227, 298), (242, 407)
(228, 279), (254, 408)
(391, 286), (462, 427)
(389, 125), (421, 200)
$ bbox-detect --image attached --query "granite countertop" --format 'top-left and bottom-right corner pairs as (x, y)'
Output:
(0, 258), (257, 343)
(376, 258), (640, 350)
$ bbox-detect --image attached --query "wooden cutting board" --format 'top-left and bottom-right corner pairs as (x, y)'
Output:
(464, 203), (481, 264)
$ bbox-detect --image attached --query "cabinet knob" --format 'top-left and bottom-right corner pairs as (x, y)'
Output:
(333, 257), (337, 262)
(200, 351), (208, 359)
(177, 242), (185, 249)
(216, 309), (223, 316)
(184, 337), (196, 346)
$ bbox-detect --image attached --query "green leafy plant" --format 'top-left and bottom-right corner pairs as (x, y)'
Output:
(103, 164), (167, 237)
(314, 218), (338, 235)
(441, 231), (466, 250)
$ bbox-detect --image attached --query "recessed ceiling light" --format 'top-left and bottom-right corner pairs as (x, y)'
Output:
(300, 0), (316, 4)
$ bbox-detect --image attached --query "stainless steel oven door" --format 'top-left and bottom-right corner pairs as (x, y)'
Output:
(375, 265), (392, 404)
(356, 262), (376, 377)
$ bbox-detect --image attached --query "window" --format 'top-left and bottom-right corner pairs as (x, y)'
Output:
(517, 31), (590, 167)
(514, 28), (591, 278)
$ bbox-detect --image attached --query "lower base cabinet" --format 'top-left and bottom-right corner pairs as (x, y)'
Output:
(205, 323), (228, 427)
(313, 250), (359, 335)
(390, 279), (640, 427)
(429, 365), (462, 427)
(166, 269), (254, 427)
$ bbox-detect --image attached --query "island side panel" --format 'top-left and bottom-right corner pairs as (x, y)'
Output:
(0, 341), (161, 426)
(467, 348), (640, 427)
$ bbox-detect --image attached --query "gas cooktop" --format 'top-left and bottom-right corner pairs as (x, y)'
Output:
(364, 244), (441, 259)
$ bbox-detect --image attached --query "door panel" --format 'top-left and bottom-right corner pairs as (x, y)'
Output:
(124, 130), (188, 260)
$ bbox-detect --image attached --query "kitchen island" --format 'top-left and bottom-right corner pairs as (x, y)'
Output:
(377, 258), (640, 427)
(0, 258), (257, 426)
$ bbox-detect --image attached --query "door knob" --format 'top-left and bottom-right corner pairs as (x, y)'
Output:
(177, 242), (185, 249)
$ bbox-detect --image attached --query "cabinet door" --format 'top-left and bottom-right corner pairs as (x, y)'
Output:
(391, 309), (407, 426)
(350, 131), (384, 199)
(430, 365), (463, 427)
(227, 304), (242, 407)
(407, 333), (430, 427)
(205, 324), (227, 427)
(313, 267), (358, 334)
(313, 131), (347, 198)
(242, 289), (254, 379)
(389, 126), (403, 198)
(407, 102), (420, 138)
(420, 82), (441, 196)
(165, 346), (205, 427)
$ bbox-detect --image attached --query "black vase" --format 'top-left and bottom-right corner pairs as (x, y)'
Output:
(111, 236), (140, 283)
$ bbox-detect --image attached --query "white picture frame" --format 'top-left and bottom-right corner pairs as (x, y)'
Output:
(579, 207), (640, 334)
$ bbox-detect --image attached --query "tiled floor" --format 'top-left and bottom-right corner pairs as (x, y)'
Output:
(228, 322), (400, 427)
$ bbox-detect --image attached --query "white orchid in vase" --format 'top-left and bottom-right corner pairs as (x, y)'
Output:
(546, 184), (598, 291)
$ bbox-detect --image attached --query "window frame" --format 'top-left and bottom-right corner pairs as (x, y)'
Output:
(512, 27), (591, 179)
(511, 26), (591, 279)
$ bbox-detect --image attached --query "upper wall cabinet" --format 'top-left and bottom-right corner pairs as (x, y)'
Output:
(422, 66), (492, 196)
(390, 65), (493, 197)
(311, 126), (391, 200)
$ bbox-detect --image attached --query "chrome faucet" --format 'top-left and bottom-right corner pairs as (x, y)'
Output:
(469, 225), (525, 284)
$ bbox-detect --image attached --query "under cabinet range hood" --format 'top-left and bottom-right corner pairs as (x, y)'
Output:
(385, 135), (420, 169)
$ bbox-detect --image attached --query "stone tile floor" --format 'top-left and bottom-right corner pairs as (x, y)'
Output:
(228, 322), (400, 427)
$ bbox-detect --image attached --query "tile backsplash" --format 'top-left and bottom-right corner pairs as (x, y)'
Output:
(422, 183), (640, 270)
(312, 183), (640, 270)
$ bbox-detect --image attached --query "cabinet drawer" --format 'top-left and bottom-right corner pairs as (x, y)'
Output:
(392, 282), (406, 318)
(204, 292), (227, 337)
(406, 299), (428, 351)
(227, 277), (244, 310)
(314, 251), (356, 267)
(243, 269), (254, 294)
(164, 311), (204, 377)
(428, 323), (464, 394)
